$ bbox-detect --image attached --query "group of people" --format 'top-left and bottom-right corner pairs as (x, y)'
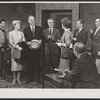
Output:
(0, 15), (100, 88)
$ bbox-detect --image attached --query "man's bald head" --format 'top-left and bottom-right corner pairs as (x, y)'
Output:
(74, 42), (86, 54)
(28, 15), (35, 26)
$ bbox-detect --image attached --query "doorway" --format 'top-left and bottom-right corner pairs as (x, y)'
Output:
(42, 10), (72, 36)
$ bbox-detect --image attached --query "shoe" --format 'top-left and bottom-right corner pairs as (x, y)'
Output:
(18, 81), (21, 85)
(36, 79), (41, 84)
(17, 79), (21, 85)
(12, 79), (16, 85)
(27, 79), (34, 83)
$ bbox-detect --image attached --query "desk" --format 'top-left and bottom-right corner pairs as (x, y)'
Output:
(42, 73), (64, 88)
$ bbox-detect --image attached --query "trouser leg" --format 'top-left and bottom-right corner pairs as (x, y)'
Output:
(52, 54), (58, 69)
(45, 54), (52, 72)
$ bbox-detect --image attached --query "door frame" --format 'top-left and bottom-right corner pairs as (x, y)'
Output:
(35, 3), (79, 32)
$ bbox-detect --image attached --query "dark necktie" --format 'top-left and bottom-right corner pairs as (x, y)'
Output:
(49, 28), (52, 35)
(32, 26), (35, 36)
(76, 30), (79, 37)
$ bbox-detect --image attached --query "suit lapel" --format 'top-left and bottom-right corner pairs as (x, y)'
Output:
(34, 25), (37, 36)
(47, 28), (50, 35)
(93, 28), (100, 38)
(51, 28), (55, 37)
(79, 28), (83, 34)
(28, 26), (33, 36)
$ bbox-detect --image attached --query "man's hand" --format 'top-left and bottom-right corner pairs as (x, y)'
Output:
(1, 48), (4, 52)
(48, 35), (52, 39)
(98, 51), (100, 56)
(38, 39), (42, 45)
(73, 37), (77, 41)
(26, 41), (31, 46)
(90, 28), (93, 34)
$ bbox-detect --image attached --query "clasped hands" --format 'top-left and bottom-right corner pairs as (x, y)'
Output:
(48, 35), (54, 40)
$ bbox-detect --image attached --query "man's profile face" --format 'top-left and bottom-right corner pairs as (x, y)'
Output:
(28, 16), (35, 26)
(76, 21), (82, 29)
(95, 19), (100, 28)
(48, 19), (54, 28)
(0, 21), (6, 28)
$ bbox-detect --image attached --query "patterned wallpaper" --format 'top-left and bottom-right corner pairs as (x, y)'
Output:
(35, 3), (79, 32)
(0, 3), (35, 34)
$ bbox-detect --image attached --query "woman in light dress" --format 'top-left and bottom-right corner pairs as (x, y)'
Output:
(9, 20), (25, 85)
(58, 18), (73, 72)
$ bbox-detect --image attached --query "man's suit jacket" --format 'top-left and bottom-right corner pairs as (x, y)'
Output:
(0, 29), (7, 48)
(43, 28), (61, 55)
(91, 28), (100, 58)
(23, 25), (43, 42)
(73, 28), (88, 45)
(66, 52), (98, 87)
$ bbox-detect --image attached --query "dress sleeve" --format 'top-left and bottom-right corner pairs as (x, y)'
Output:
(61, 33), (65, 43)
(21, 32), (25, 41)
(64, 32), (71, 46)
(9, 32), (16, 49)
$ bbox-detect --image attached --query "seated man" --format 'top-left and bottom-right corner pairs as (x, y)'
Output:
(59, 42), (99, 88)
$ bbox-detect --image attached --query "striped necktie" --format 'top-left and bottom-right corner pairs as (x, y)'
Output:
(31, 25), (35, 36)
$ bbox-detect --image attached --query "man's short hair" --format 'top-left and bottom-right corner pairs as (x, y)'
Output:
(96, 17), (100, 22)
(0, 19), (5, 24)
(28, 15), (35, 20)
(47, 18), (54, 22)
(74, 42), (86, 54)
(77, 19), (84, 25)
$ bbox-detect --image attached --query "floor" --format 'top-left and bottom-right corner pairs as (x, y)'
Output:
(0, 70), (55, 88)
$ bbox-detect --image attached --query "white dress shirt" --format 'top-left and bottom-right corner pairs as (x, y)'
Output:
(30, 25), (35, 32)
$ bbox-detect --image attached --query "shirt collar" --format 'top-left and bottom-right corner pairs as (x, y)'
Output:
(30, 25), (35, 29)
(79, 52), (88, 59)
(78, 27), (83, 33)
(96, 26), (100, 31)
(65, 28), (70, 32)
(49, 27), (53, 30)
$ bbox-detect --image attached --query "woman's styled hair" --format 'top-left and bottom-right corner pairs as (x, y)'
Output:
(0, 19), (5, 24)
(12, 20), (21, 27)
(61, 18), (71, 28)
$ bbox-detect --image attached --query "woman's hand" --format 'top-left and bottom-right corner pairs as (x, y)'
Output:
(17, 47), (22, 51)
(15, 45), (22, 51)
(61, 43), (67, 47)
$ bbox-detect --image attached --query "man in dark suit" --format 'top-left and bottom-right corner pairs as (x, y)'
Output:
(90, 17), (100, 59)
(23, 15), (43, 83)
(43, 18), (61, 73)
(59, 42), (98, 88)
(73, 19), (88, 45)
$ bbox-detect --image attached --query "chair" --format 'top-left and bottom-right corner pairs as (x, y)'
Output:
(3, 47), (11, 80)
